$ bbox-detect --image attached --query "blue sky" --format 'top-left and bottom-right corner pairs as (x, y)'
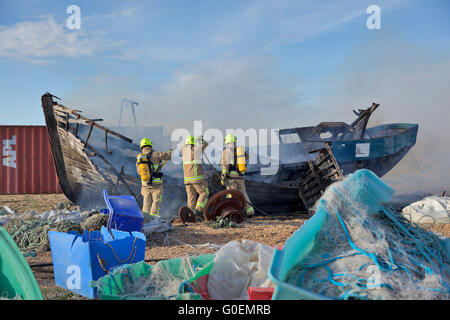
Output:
(0, 0), (448, 126)
(0, 0), (449, 192)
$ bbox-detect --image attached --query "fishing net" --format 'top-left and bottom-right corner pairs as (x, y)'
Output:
(121, 257), (197, 299)
(286, 180), (450, 300)
(80, 213), (109, 231)
(4, 218), (83, 253)
(97, 256), (209, 300)
(0, 292), (22, 300)
(204, 216), (239, 229)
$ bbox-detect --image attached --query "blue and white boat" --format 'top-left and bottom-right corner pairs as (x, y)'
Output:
(42, 93), (417, 216)
(244, 103), (418, 213)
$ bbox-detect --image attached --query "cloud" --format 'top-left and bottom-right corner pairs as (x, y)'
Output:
(61, 55), (303, 135)
(84, 7), (140, 21)
(0, 15), (121, 64)
(138, 55), (302, 133)
(210, 0), (410, 51)
(314, 32), (450, 194)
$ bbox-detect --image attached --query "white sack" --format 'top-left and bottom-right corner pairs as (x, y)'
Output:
(402, 196), (450, 224)
(207, 240), (274, 300)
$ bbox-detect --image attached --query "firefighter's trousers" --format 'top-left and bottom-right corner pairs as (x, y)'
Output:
(141, 184), (163, 216)
(185, 181), (209, 212)
(226, 179), (255, 216)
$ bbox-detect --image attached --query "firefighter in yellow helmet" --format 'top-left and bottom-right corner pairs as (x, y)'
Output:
(221, 133), (255, 217)
(181, 135), (209, 219)
(136, 138), (172, 221)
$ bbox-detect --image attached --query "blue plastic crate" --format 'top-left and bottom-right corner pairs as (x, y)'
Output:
(268, 204), (329, 300)
(103, 189), (144, 233)
(49, 226), (146, 298)
(268, 169), (395, 300)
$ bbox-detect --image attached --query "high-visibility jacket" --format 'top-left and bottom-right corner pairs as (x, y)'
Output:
(181, 141), (208, 184)
(136, 149), (171, 186)
(221, 143), (248, 179)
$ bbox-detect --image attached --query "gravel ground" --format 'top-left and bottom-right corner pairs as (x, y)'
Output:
(23, 214), (307, 300)
(0, 194), (71, 213)
(146, 215), (307, 260)
(1, 194), (449, 300)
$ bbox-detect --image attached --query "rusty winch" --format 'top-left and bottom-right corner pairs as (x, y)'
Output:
(203, 189), (246, 223)
(178, 206), (197, 224)
(178, 189), (247, 224)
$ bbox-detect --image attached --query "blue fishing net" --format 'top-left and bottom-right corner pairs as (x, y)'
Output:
(286, 171), (449, 300)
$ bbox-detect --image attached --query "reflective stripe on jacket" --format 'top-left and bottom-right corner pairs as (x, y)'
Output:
(181, 141), (208, 184)
(221, 143), (246, 179)
(136, 149), (171, 186)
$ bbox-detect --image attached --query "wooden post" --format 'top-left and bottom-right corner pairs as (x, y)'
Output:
(112, 166), (125, 194)
(83, 121), (94, 149)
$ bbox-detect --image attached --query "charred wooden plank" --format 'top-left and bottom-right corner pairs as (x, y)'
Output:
(84, 142), (137, 199)
(54, 103), (133, 143)
(105, 129), (112, 154)
(41, 93), (77, 202)
(325, 142), (344, 179)
(298, 143), (344, 209)
(112, 166), (125, 194)
(58, 127), (111, 187)
(74, 114), (81, 136)
(83, 122), (94, 149)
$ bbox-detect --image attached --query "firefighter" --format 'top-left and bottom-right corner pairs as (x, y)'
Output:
(136, 138), (172, 221)
(181, 135), (209, 219)
(221, 133), (255, 217)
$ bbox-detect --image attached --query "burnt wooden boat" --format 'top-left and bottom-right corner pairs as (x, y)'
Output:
(42, 93), (417, 216)
(42, 93), (303, 216)
(42, 93), (143, 207)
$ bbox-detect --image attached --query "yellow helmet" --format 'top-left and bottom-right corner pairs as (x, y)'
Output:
(140, 138), (152, 149)
(185, 136), (195, 145)
(225, 133), (236, 144)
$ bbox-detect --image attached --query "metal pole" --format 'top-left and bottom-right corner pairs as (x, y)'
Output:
(131, 102), (139, 139)
(119, 100), (124, 127)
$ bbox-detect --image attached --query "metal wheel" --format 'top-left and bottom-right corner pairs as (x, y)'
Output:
(220, 209), (245, 223)
(203, 189), (246, 221)
(178, 206), (196, 223)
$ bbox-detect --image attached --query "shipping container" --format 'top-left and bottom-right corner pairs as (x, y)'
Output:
(0, 126), (61, 194)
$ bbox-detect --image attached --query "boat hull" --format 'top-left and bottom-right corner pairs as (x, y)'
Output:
(41, 93), (418, 216)
(246, 123), (418, 186)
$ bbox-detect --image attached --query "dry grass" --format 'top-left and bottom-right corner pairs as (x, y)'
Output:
(0, 194), (69, 213)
